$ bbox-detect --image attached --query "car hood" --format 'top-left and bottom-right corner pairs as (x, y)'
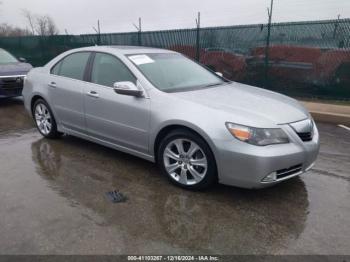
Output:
(172, 82), (309, 126)
(0, 62), (33, 76)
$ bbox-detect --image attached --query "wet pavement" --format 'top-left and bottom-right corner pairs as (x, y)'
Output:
(0, 98), (349, 255)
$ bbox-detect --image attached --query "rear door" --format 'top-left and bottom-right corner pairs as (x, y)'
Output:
(84, 52), (150, 154)
(49, 52), (91, 134)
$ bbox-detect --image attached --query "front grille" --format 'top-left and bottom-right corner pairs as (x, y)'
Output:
(276, 164), (303, 179)
(297, 132), (313, 142)
(0, 77), (23, 89)
(0, 87), (22, 97)
(289, 119), (314, 142)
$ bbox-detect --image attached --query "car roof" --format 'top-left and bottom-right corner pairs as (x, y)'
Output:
(70, 45), (176, 55)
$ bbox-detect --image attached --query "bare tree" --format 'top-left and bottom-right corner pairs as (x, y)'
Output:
(0, 6), (58, 37)
(0, 6), (33, 37)
(46, 16), (59, 35)
(0, 23), (31, 37)
(35, 15), (48, 36)
(22, 9), (36, 35)
(22, 9), (59, 36)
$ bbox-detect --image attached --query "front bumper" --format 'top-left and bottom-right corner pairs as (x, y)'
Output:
(215, 122), (320, 189)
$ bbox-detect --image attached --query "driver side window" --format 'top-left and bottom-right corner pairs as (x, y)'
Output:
(91, 53), (136, 87)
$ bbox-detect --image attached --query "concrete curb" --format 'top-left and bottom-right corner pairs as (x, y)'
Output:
(302, 101), (350, 126)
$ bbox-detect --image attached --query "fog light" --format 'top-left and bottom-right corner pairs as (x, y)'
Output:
(262, 172), (277, 182)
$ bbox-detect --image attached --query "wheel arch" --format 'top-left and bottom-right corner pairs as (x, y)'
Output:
(31, 95), (45, 114)
(30, 94), (60, 130)
(152, 122), (218, 168)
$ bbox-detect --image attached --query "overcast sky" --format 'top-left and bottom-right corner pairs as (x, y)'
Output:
(1, 0), (349, 34)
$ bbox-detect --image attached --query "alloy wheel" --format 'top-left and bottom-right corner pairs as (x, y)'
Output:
(163, 138), (208, 186)
(34, 103), (52, 135)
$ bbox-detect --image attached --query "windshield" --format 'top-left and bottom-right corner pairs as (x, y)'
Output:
(0, 49), (18, 64)
(128, 53), (225, 92)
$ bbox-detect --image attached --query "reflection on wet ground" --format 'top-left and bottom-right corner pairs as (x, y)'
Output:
(0, 98), (349, 254)
(0, 98), (34, 135)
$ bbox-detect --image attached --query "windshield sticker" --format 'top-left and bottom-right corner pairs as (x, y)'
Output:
(129, 55), (154, 65)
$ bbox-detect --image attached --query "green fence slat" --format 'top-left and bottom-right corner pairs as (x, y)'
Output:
(0, 18), (349, 100)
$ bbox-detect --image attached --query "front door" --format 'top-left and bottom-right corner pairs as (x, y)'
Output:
(84, 52), (150, 154)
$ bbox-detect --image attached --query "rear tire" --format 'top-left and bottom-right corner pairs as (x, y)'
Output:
(32, 99), (62, 139)
(157, 129), (217, 190)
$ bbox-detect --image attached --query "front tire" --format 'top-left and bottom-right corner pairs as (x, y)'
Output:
(32, 99), (61, 139)
(158, 129), (217, 190)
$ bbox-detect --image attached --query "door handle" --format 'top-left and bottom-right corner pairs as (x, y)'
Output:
(48, 82), (57, 88)
(87, 91), (99, 98)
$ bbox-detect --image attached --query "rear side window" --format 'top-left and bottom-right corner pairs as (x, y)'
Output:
(51, 52), (90, 81)
(91, 53), (136, 87)
(51, 61), (61, 75)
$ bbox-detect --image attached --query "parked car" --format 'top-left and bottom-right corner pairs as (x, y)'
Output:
(0, 48), (32, 98)
(201, 48), (247, 82)
(170, 45), (247, 82)
(22, 46), (319, 190)
(248, 45), (350, 88)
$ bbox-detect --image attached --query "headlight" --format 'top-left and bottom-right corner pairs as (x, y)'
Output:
(225, 122), (289, 146)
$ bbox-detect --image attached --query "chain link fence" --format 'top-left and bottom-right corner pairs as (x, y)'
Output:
(1, 18), (349, 100)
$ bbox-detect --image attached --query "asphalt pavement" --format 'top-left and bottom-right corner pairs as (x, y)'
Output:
(0, 98), (349, 255)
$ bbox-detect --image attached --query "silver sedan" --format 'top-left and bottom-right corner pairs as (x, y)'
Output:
(22, 46), (320, 190)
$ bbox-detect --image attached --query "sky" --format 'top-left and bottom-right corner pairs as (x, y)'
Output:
(0, 0), (349, 34)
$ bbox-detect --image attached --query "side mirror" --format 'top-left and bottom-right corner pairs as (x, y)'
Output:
(18, 57), (27, 63)
(215, 72), (223, 77)
(113, 81), (143, 97)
